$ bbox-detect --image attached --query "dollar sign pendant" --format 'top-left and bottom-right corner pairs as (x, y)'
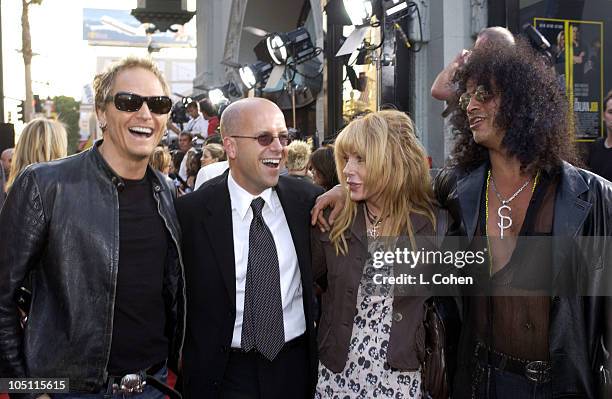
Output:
(497, 203), (512, 240)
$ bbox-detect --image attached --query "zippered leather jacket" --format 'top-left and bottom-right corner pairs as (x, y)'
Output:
(0, 141), (186, 395)
(435, 161), (612, 398)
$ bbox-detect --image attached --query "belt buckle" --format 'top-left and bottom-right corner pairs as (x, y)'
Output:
(112, 373), (146, 394)
(524, 360), (551, 383)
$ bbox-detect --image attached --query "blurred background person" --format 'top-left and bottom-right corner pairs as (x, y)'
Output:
(309, 145), (339, 191)
(0, 148), (14, 208)
(200, 98), (219, 137)
(177, 131), (193, 153)
(184, 148), (202, 193)
(149, 146), (172, 176)
(588, 90), (612, 181)
(194, 146), (230, 190)
(200, 143), (225, 168)
(169, 149), (185, 179)
(168, 149), (187, 194)
(286, 139), (313, 183)
(167, 100), (208, 138)
(5, 118), (67, 193)
(177, 131), (193, 182)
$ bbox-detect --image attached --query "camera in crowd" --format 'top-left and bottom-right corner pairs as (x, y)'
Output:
(522, 24), (554, 65)
(170, 97), (193, 125)
(191, 134), (206, 151)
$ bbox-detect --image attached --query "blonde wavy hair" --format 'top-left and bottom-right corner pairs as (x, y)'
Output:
(204, 143), (226, 161)
(149, 146), (172, 174)
(286, 140), (312, 170)
(330, 110), (436, 255)
(6, 118), (68, 191)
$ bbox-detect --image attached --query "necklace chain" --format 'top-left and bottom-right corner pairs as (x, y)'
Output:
(364, 203), (384, 239)
(490, 173), (532, 205)
(485, 169), (539, 274)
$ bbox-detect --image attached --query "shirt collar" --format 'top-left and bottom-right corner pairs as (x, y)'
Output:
(227, 170), (277, 220)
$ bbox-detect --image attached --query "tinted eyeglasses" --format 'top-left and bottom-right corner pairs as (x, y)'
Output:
(230, 134), (291, 147)
(106, 92), (173, 115)
(458, 85), (496, 111)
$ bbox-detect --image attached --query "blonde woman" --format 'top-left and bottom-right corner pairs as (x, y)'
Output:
(286, 139), (313, 183)
(5, 118), (67, 192)
(200, 143), (225, 167)
(312, 110), (439, 398)
(149, 146), (172, 175)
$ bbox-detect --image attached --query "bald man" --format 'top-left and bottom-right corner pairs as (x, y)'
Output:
(431, 26), (515, 101)
(176, 98), (323, 398)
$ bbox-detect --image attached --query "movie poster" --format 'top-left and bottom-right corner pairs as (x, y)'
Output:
(534, 18), (603, 141)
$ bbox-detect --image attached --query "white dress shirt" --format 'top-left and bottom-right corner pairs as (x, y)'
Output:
(228, 171), (306, 348)
(194, 160), (229, 190)
(184, 114), (208, 137)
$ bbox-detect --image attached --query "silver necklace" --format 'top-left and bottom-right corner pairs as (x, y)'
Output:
(490, 174), (532, 239)
(365, 203), (384, 239)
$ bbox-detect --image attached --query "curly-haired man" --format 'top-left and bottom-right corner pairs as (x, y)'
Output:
(438, 37), (612, 399)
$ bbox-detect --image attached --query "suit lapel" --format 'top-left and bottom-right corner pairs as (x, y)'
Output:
(551, 163), (591, 284)
(202, 173), (237, 309)
(552, 162), (591, 238)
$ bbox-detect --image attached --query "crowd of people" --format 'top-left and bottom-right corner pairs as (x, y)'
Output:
(0, 25), (611, 399)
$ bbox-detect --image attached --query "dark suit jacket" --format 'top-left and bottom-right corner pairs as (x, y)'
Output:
(176, 171), (324, 398)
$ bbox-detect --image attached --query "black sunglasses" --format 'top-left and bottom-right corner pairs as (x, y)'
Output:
(106, 92), (172, 115)
(230, 134), (291, 147)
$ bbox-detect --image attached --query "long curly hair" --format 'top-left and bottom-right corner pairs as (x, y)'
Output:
(449, 38), (578, 174)
(330, 110), (436, 255)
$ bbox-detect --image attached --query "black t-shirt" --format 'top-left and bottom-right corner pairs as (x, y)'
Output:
(588, 138), (612, 182)
(107, 174), (169, 375)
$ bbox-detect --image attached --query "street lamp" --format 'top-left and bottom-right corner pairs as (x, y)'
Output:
(131, 0), (195, 33)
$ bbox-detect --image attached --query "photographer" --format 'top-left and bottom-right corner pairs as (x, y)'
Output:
(167, 100), (208, 138)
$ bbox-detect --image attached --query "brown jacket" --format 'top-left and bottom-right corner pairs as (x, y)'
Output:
(311, 204), (436, 373)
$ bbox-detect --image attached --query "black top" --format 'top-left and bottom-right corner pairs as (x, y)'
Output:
(588, 137), (612, 182)
(469, 170), (556, 360)
(108, 174), (169, 375)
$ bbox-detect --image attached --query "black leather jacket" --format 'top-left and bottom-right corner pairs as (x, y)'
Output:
(436, 161), (612, 398)
(0, 141), (186, 394)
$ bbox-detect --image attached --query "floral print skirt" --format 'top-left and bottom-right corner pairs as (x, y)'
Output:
(314, 286), (421, 399)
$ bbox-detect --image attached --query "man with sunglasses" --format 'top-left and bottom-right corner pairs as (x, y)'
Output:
(0, 57), (184, 398)
(176, 97), (323, 398)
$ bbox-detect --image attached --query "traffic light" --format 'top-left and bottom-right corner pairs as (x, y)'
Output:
(17, 100), (25, 122)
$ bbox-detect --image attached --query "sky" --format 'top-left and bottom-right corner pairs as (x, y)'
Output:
(1, 0), (196, 122)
